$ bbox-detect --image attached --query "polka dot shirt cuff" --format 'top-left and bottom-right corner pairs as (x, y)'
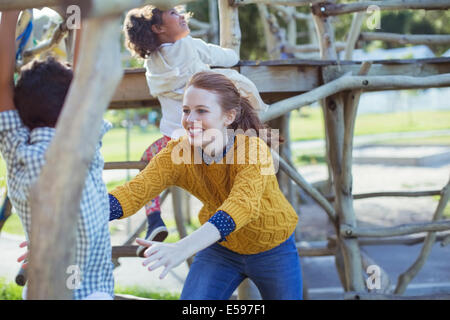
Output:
(109, 194), (123, 221)
(208, 210), (236, 242)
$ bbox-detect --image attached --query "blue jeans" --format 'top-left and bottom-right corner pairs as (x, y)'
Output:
(180, 234), (303, 300)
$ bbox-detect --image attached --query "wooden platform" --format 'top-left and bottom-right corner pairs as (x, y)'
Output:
(110, 57), (450, 109)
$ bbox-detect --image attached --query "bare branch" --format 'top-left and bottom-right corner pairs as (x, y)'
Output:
(312, 1), (450, 17)
(395, 178), (450, 294)
(231, 0), (323, 6)
(359, 32), (450, 45)
(326, 189), (442, 202)
(261, 73), (450, 122)
(273, 151), (338, 225)
(341, 220), (450, 238)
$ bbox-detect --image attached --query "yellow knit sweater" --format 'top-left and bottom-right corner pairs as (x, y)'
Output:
(110, 134), (298, 255)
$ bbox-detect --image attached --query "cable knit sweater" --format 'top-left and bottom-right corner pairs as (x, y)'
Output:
(110, 134), (298, 254)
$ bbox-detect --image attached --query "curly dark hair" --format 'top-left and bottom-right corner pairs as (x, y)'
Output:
(123, 6), (164, 59)
(14, 56), (73, 130)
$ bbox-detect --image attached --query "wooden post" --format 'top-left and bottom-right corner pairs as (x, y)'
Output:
(218, 0), (241, 55)
(208, 0), (219, 44)
(27, 15), (123, 300)
(344, 1), (365, 60)
(394, 178), (450, 294)
(257, 3), (282, 60)
(312, 9), (366, 292)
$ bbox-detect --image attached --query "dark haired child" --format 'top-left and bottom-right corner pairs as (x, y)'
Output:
(109, 71), (302, 300)
(123, 6), (268, 256)
(0, 11), (114, 300)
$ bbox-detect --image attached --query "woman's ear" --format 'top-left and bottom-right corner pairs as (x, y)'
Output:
(225, 109), (237, 126)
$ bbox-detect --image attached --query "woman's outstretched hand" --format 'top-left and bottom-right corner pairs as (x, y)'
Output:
(136, 238), (188, 280)
(136, 221), (221, 279)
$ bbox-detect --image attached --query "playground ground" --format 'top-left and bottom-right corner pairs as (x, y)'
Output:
(1, 135), (449, 299)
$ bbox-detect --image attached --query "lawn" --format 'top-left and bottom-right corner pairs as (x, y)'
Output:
(0, 277), (180, 300)
(289, 108), (450, 141)
(101, 126), (163, 162)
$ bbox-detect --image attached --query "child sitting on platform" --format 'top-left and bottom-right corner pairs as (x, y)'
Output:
(109, 71), (302, 300)
(122, 6), (268, 256)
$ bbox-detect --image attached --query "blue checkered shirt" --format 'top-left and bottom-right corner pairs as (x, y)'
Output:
(0, 110), (114, 299)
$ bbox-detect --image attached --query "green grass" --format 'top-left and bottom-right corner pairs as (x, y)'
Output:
(432, 195), (450, 219)
(0, 277), (23, 300)
(1, 213), (24, 236)
(289, 108), (450, 142)
(101, 126), (163, 162)
(0, 277), (179, 300)
(114, 285), (179, 300)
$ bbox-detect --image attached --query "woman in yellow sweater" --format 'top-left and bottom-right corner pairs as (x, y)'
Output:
(109, 71), (302, 299)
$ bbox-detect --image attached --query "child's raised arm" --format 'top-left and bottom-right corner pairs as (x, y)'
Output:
(0, 11), (20, 111)
(192, 37), (239, 68)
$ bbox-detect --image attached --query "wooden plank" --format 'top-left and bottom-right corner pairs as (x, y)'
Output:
(239, 65), (320, 92)
(109, 58), (450, 108)
(112, 72), (153, 102)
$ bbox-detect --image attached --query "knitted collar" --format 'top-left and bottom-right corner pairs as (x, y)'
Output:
(199, 131), (236, 165)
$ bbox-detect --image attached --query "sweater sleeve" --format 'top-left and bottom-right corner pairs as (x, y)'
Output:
(216, 137), (273, 231)
(192, 37), (239, 67)
(109, 140), (182, 219)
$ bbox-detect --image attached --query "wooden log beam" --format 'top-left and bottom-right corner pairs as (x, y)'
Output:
(0, 0), (196, 17)
(344, 2), (365, 60)
(104, 161), (148, 170)
(356, 233), (450, 246)
(361, 250), (391, 293)
(313, 11), (366, 293)
(311, 0), (450, 17)
(273, 4), (311, 21)
(359, 32), (450, 45)
(261, 72), (450, 122)
(231, 0), (323, 6)
(296, 243), (336, 257)
(208, 0), (219, 44)
(112, 245), (139, 258)
(0, 0), (60, 11)
(284, 42), (346, 53)
(110, 58), (450, 108)
(326, 189), (442, 202)
(257, 3), (282, 60)
(395, 178), (450, 294)
(218, 0), (241, 55)
(341, 62), (371, 198)
(341, 220), (450, 238)
(27, 16), (123, 300)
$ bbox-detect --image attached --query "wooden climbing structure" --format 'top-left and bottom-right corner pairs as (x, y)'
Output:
(1, 0), (450, 300)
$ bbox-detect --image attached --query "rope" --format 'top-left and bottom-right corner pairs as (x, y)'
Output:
(16, 20), (33, 61)
(0, 195), (9, 222)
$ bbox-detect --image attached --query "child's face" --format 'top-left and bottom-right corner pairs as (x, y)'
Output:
(160, 8), (190, 42)
(182, 86), (236, 152)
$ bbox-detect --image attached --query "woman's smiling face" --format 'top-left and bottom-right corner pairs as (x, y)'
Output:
(182, 85), (236, 154)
